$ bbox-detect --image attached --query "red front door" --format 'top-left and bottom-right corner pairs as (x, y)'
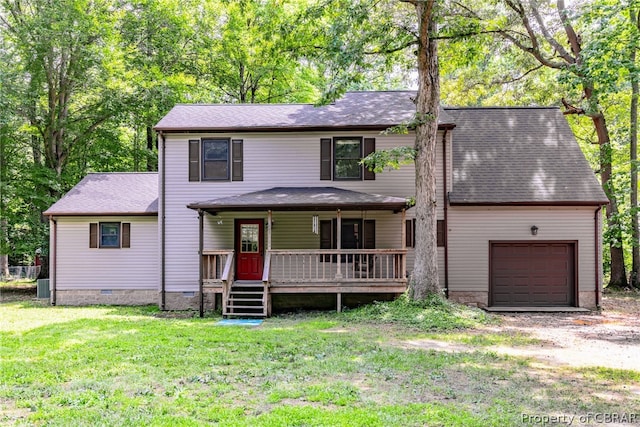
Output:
(235, 219), (264, 280)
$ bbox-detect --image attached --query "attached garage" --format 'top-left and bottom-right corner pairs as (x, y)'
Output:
(490, 242), (576, 307)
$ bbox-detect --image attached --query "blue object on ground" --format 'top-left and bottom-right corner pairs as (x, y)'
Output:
(216, 319), (263, 326)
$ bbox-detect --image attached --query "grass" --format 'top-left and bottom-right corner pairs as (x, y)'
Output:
(1, 299), (638, 426)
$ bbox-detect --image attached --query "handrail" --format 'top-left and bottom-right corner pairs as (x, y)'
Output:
(262, 251), (271, 283)
(267, 249), (407, 282)
(221, 251), (234, 282)
(267, 249), (408, 255)
(203, 249), (234, 255)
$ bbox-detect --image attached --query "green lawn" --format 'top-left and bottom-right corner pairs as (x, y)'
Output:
(1, 298), (637, 426)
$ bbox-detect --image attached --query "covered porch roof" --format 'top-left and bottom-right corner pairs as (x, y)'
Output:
(187, 187), (412, 214)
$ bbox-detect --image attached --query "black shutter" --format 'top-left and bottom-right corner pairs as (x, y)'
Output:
(437, 220), (445, 247)
(363, 220), (375, 249)
(122, 223), (131, 248)
(320, 138), (332, 180)
(232, 139), (243, 181)
(89, 223), (98, 248)
(188, 139), (200, 182)
(320, 220), (333, 249)
(406, 219), (415, 248)
(363, 138), (375, 180)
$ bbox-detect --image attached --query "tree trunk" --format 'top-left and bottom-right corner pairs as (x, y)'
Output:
(631, 7), (640, 288)
(146, 125), (155, 171)
(0, 253), (8, 278)
(409, 0), (441, 299)
(600, 139), (628, 288)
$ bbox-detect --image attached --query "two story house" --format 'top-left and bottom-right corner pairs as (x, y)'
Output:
(44, 91), (609, 315)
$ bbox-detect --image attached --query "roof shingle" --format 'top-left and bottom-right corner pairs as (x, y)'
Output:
(446, 107), (608, 205)
(44, 173), (158, 216)
(154, 91), (455, 131)
(187, 187), (410, 212)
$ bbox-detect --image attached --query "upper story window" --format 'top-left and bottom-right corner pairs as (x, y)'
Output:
(189, 139), (243, 182)
(320, 137), (375, 181)
(203, 139), (230, 180)
(334, 138), (362, 180)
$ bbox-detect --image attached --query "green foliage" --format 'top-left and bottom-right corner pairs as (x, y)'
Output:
(361, 146), (416, 173)
(340, 294), (496, 331)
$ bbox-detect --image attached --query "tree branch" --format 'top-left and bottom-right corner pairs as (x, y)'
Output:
(364, 39), (418, 54)
(433, 29), (504, 40)
(491, 64), (544, 85)
(499, 0), (567, 70)
(557, 0), (582, 59)
(561, 98), (585, 115)
(530, 2), (575, 64)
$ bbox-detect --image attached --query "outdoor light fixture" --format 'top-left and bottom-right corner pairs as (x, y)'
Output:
(530, 225), (539, 236)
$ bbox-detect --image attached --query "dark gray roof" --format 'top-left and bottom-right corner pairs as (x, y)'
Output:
(44, 173), (158, 216)
(155, 91), (455, 132)
(188, 187), (411, 213)
(446, 107), (608, 205)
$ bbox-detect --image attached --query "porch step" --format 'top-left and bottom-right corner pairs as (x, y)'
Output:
(224, 281), (267, 317)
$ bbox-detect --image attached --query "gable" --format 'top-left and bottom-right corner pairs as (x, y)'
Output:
(446, 107), (608, 205)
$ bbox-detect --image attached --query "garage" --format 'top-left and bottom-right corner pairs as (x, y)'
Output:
(490, 242), (576, 307)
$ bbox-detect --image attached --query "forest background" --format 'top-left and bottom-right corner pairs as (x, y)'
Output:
(0, 0), (638, 289)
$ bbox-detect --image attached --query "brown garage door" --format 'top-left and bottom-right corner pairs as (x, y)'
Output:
(490, 242), (575, 307)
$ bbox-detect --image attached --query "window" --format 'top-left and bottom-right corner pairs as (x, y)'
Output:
(405, 219), (445, 248)
(320, 137), (375, 181)
(189, 139), (243, 182)
(202, 139), (230, 180)
(90, 222), (130, 249)
(320, 219), (375, 250)
(334, 138), (362, 180)
(100, 223), (120, 248)
(320, 219), (375, 262)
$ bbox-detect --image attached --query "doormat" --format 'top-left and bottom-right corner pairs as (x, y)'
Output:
(216, 319), (263, 326)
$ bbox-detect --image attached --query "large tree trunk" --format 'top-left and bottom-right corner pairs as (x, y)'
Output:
(631, 7), (640, 288)
(409, 0), (441, 299)
(600, 138), (628, 288)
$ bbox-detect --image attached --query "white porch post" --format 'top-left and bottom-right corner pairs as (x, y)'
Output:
(267, 209), (273, 251)
(336, 209), (342, 279)
(401, 209), (406, 279)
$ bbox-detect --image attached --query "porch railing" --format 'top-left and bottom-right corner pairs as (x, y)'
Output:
(263, 249), (407, 284)
(202, 250), (234, 285)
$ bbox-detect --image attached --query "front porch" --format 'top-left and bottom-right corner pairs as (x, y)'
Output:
(189, 187), (412, 317)
(201, 248), (408, 316)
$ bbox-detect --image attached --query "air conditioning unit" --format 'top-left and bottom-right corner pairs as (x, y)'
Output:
(36, 279), (50, 299)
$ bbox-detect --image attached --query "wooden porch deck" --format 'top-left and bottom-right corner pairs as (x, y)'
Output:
(200, 249), (408, 317)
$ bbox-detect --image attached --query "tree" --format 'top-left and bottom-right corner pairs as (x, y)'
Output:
(628, 5), (639, 286)
(195, 0), (321, 104)
(401, 0), (441, 298)
(311, 0), (443, 298)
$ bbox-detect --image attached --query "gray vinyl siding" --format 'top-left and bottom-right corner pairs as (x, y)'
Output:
(447, 207), (598, 294)
(55, 216), (158, 290)
(161, 131), (449, 291)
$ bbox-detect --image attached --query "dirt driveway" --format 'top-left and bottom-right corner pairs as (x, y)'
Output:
(406, 291), (640, 371)
(492, 293), (640, 371)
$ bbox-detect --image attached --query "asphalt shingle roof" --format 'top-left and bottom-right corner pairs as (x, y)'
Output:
(446, 107), (608, 205)
(187, 187), (411, 213)
(44, 173), (158, 216)
(154, 91), (455, 131)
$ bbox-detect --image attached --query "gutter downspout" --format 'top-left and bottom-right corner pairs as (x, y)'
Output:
(595, 206), (602, 309)
(50, 217), (57, 306)
(160, 131), (166, 310)
(443, 129), (449, 299)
